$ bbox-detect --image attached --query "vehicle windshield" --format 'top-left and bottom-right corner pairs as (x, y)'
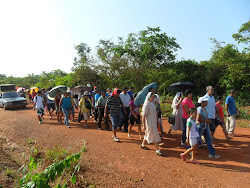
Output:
(3, 92), (19, 98)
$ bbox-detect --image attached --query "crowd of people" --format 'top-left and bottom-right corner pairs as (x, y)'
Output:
(29, 85), (240, 163)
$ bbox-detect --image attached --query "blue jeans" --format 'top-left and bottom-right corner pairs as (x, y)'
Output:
(182, 118), (187, 143)
(110, 114), (120, 130)
(62, 108), (70, 126)
(197, 126), (216, 155)
(119, 107), (130, 131)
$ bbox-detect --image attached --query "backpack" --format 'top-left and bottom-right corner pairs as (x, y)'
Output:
(85, 99), (91, 109)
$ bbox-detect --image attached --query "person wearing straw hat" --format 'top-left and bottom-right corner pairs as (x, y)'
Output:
(79, 91), (92, 128)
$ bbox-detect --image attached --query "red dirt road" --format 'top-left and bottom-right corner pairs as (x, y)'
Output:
(0, 104), (250, 187)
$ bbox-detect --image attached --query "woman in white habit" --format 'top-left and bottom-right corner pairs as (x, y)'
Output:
(168, 92), (183, 134)
(140, 92), (163, 156)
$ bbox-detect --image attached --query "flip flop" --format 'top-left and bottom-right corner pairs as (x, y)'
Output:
(141, 145), (149, 150)
(191, 160), (200, 164)
(180, 153), (186, 161)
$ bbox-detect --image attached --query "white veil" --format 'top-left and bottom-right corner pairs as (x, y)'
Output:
(171, 92), (183, 109)
(142, 92), (153, 115)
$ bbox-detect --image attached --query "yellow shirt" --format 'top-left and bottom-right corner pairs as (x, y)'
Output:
(79, 97), (92, 113)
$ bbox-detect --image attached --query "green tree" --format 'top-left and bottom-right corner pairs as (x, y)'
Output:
(72, 43), (101, 86)
(232, 19), (250, 45)
(111, 27), (181, 89)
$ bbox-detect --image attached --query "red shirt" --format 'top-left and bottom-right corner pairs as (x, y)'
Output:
(32, 92), (37, 99)
(216, 102), (224, 119)
(182, 98), (195, 119)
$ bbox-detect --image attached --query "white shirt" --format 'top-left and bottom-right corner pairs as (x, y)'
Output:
(186, 118), (199, 138)
(119, 92), (130, 107)
(33, 95), (44, 109)
(203, 94), (216, 119)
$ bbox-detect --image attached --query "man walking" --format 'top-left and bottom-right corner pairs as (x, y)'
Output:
(105, 88), (126, 142)
(119, 87), (131, 132)
(97, 91), (110, 130)
(203, 86), (221, 140)
(225, 89), (240, 136)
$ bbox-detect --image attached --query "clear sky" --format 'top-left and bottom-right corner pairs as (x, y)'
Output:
(0, 0), (249, 77)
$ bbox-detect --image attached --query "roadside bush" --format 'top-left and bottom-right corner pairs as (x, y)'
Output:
(18, 141), (87, 188)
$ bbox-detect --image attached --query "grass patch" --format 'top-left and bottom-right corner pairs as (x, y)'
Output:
(5, 168), (16, 178)
(17, 140), (87, 187)
(26, 138), (36, 145)
(237, 122), (250, 128)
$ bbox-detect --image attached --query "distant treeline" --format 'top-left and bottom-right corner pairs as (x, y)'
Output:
(1, 21), (249, 105)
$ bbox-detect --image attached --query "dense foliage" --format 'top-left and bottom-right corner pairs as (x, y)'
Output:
(1, 21), (249, 105)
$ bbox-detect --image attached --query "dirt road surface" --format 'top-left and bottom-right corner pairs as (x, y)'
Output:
(0, 104), (250, 187)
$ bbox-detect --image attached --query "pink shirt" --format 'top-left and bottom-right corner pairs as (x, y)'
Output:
(182, 98), (195, 119)
(129, 100), (140, 116)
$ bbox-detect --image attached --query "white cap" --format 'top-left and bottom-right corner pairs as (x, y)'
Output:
(198, 97), (209, 103)
(87, 84), (91, 87)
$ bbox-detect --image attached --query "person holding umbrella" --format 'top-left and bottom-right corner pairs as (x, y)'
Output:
(140, 92), (163, 156)
(168, 92), (183, 134)
(55, 91), (63, 124)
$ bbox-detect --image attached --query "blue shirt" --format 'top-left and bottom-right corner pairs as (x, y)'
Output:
(225, 95), (237, 116)
(204, 94), (216, 119)
(127, 91), (133, 99)
(94, 94), (101, 107)
(62, 97), (71, 109)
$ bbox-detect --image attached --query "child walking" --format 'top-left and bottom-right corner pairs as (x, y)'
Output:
(33, 90), (44, 124)
(180, 108), (200, 164)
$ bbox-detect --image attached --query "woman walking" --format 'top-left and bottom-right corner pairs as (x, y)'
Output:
(168, 92), (183, 134)
(128, 93), (142, 138)
(140, 92), (163, 156)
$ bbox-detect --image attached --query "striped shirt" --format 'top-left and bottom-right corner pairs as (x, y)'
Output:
(107, 96), (123, 115)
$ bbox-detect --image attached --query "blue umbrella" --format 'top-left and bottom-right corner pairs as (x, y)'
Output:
(134, 82), (158, 106)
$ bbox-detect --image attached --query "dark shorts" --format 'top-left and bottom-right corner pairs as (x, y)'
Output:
(56, 105), (62, 113)
(37, 108), (44, 116)
(47, 103), (55, 111)
(209, 119), (218, 132)
(214, 118), (224, 126)
(130, 115), (140, 125)
(70, 107), (75, 115)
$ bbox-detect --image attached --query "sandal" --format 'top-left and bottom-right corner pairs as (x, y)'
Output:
(158, 142), (164, 147)
(180, 153), (186, 161)
(191, 160), (200, 164)
(141, 145), (149, 150)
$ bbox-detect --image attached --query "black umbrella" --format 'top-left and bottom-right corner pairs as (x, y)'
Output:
(168, 82), (197, 92)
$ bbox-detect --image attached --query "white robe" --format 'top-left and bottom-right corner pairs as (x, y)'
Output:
(142, 102), (161, 144)
(171, 97), (183, 131)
